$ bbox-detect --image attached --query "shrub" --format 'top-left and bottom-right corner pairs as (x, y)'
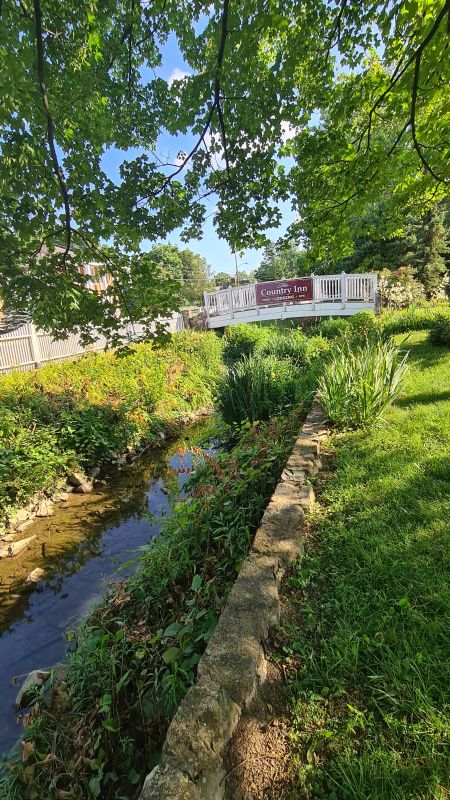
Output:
(217, 355), (300, 424)
(429, 313), (450, 346)
(222, 323), (271, 364)
(310, 316), (349, 340)
(310, 312), (377, 343)
(0, 332), (223, 526)
(260, 328), (308, 365)
(378, 266), (426, 308)
(379, 302), (450, 335)
(304, 335), (332, 363)
(317, 339), (409, 428)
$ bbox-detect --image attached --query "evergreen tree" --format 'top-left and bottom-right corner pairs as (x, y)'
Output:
(413, 204), (449, 297)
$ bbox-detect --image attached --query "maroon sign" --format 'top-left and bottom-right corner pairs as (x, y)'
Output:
(255, 278), (313, 306)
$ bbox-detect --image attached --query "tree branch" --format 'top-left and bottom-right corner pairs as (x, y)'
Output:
(142, 0), (232, 201)
(213, 0), (231, 178)
(33, 0), (72, 261)
(410, 47), (448, 183)
(356, 0), (449, 159)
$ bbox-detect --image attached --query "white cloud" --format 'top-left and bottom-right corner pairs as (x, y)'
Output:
(168, 67), (190, 86)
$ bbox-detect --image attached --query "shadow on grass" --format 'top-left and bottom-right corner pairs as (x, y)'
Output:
(401, 338), (450, 369)
(395, 389), (450, 406)
(282, 437), (450, 799)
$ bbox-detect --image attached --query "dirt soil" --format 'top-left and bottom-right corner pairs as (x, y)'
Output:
(223, 657), (293, 800)
(223, 456), (334, 800)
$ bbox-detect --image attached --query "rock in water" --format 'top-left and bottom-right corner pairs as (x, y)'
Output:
(25, 567), (45, 584)
(67, 472), (93, 493)
(0, 536), (36, 559)
(15, 669), (51, 709)
(36, 500), (54, 517)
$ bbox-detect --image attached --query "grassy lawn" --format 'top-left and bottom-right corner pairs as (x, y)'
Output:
(283, 332), (450, 799)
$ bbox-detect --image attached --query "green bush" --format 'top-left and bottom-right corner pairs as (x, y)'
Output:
(217, 354), (300, 424)
(310, 312), (377, 342)
(260, 328), (308, 365)
(379, 303), (450, 335)
(317, 338), (409, 428)
(428, 313), (450, 346)
(0, 332), (223, 526)
(222, 323), (271, 363)
(310, 316), (349, 339)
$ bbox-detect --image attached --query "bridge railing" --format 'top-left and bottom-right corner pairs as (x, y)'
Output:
(204, 273), (377, 321)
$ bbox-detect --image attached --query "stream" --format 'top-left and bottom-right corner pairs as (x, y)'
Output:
(0, 420), (212, 758)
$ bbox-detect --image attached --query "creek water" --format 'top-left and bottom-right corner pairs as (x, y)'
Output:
(0, 421), (211, 758)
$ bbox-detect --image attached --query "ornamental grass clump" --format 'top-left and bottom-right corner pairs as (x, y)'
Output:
(317, 338), (408, 428)
(217, 354), (299, 425)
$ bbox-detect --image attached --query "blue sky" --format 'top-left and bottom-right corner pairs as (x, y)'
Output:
(101, 32), (297, 277)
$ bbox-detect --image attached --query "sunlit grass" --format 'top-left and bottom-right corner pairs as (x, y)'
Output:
(283, 332), (450, 799)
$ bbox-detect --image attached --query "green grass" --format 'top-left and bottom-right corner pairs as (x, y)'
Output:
(282, 332), (450, 799)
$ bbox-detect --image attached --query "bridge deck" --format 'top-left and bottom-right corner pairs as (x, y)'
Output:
(204, 273), (377, 328)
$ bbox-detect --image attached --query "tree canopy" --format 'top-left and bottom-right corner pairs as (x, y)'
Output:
(1, 0), (449, 338)
(254, 244), (309, 282)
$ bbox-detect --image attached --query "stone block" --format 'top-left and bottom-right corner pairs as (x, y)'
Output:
(261, 487), (304, 531)
(36, 500), (54, 517)
(162, 678), (240, 782)
(293, 440), (320, 457)
(140, 764), (200, 800)
(252, 522), (303, 567)
(0, 535), (36, 559)
(297, 484), (315, 511)
(281, 466), (307, 484)
(198, 555), (280, 707)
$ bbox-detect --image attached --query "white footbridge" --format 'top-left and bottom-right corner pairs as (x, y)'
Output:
(204, 273), (377, 328)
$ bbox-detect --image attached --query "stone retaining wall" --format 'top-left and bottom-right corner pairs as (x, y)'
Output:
(141, 403), (328, 800)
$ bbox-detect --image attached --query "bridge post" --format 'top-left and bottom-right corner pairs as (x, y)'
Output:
(228, 285), (234, 318)
(341, 271), (347, 309)
(203, 292), (210, 323)
(372, 273), (378, 309)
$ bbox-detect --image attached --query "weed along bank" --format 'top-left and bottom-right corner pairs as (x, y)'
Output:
(1, 308), (449, 800)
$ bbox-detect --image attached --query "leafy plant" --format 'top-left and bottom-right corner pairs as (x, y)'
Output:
(0, 332), (223, 527)
(428, 313), (450, 346)
(0, 415), (299, 800)
(217, 355), (300, 425)
(317, 338), (409, 428)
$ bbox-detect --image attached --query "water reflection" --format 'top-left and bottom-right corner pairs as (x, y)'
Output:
(0, 422), (211, 756)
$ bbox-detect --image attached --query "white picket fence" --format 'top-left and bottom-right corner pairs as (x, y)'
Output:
(0, 314), (185, 375)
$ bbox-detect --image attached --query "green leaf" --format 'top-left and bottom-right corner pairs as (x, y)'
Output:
(191, 574), (202, 592)
(162, 646), (180, 664)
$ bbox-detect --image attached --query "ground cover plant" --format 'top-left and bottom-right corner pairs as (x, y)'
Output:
(0, 332), (223, 528)
(0, 413), (300, 800)
(278, 331), (450, 799)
